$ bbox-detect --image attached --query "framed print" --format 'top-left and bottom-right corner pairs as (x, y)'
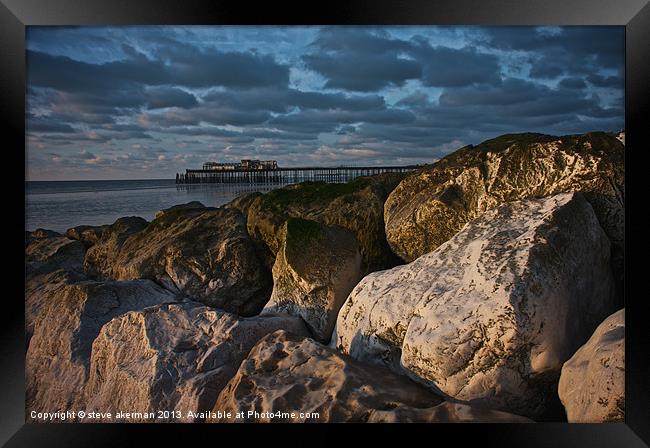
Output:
(2, 0), (648, 446)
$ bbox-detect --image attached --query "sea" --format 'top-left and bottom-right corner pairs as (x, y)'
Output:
(25, 179), (284, 233)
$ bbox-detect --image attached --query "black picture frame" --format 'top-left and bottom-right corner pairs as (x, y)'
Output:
(3, 0), (647, 446)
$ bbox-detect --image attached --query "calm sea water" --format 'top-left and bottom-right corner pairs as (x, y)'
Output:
(25, 179), (283, 233)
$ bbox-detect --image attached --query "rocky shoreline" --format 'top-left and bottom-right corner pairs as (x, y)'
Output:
(25, 131), (624, 423)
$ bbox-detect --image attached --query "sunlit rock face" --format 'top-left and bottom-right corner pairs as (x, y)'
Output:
(25, 269), (86, 347)
(261, 218), (363, 343)
(384, 132), (624, 297)
(25, 228), (88, 345)
(334, 193), (616, 419)
(84, 303), (309, 422)
(83, 216), (148, 278)
(26, 228), (86, 279)
(211, 330), (443, 422)
(559, 309), (625, 422)
(83, 207), (272, 316)
(25, 279), (178, 419)
(213, 330), (531, 423)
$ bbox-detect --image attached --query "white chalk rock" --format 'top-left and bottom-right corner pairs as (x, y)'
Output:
(333, 192), (615, 419)
(84, 303), (308, 422)
(261, 218), (363, 343)
(26, 279), (177, 419)
(559, 309), (625, 422)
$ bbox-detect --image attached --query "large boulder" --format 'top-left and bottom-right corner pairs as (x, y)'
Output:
(261, 218), (363, 343)
(384, 132), (624, 292)
(84, 303), (308, 422)
(333, 193), (615, 419)
(558, 309), (625, 422)
(65, 224), (109, 247)
(25, 228), (88, 344)
(84, 207), (271, 316)
(83, 216), (148, 278)
(212, 330), (529, 423)
(25, 269), (85, 347)
(247, 173), (406, 273)
(26, 279), (177, 419)
(26, 229), (86, 279)
(211, 330), (443, 422)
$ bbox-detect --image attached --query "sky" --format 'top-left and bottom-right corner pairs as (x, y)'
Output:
(26, 26), (624, 181)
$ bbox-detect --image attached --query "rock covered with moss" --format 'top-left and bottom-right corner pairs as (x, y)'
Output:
(84, 302), (308, 422)
(247, 173), (405, 273)
(83, 206), (271, 316)
(261, 218), (363, 343)
(558, 309), (625, 422)
(333, 193), (615, 419)
(384, 132), (625, 272)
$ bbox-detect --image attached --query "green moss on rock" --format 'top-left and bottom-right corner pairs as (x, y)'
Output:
(248, 173), (407, 273)
(285, 217), (324, 248)
(259, 178), (373, 213)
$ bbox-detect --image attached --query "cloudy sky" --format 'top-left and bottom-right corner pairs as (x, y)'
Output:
(26, 26), (624, 181)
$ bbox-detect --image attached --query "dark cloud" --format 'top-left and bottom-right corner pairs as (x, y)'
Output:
(27, 49), (166, 93)
(303, 53), (422, 91)
(396, 91), (432, 108)
(303, 29), (502, 91)
(27, 115), (76, 133)
(558, 77), (587, 89)
(303, 28), (422, 91)
(410, 41), (501, 87)
(202, 87), (386, 113)
(145, 86), (198, 109)
(439, 78), (539, 106)
(268, 108), (416, 135)
(27, 44), (289, 95)
(529, 63), (565, 79)
(140, 106), (271, 127)
(437, 77), (611, 119)
(163, 126), (245, 138)
(245, 128), (319, 141)
(153, 42), (290, 88)
(480, 27), (624, 80)
(308, 28), (412, 55)
(587, 73), (624, 88)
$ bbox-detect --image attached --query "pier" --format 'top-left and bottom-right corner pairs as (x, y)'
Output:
(176, 165), (420, 185)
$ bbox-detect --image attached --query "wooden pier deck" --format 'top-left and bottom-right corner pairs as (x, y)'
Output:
(176, 165), (420, 184)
